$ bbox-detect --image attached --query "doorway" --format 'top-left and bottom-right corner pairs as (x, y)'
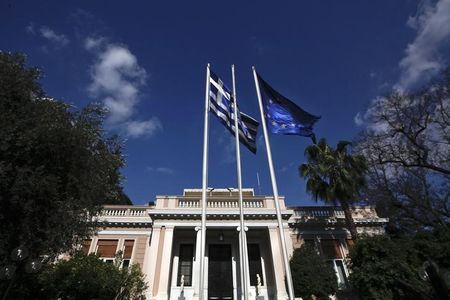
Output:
(208, 244), (233, 300)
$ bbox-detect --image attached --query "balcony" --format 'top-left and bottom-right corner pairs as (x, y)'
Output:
(99, 205), (152, 227)
(289, 206), (389, 226)
(177, 198), (264, 209)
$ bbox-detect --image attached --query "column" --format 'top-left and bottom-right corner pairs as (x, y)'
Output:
(156, 226), (175, 299)
(283, 225), (294, 258)
(268, 226), (289, 299)
(141, 234), (152, 299)
(145, 226), (163, 300)
(192, 226), (202, 300)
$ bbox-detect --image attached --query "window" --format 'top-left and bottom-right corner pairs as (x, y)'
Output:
(122, 240), (134, 268)
(177, 244), (193, 286)
(248, 244), (264, 286)
(96, 239), (118, 262)
(320, 239), (343, 259)
(320, 239), (348, 289)
(122, 259), (130, 268)
(335, 260), (349, 287)
(81, 239), (91, 255)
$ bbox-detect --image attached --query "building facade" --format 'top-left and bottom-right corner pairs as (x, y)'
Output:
(82, 188), (388, 300)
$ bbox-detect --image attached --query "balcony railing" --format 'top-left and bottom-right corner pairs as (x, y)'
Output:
(177, 199), (264, 209)
(102, 207), (149, 217)
(292, 207), (346, 219)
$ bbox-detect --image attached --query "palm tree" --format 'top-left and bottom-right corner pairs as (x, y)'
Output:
(299, 138), (367, 240)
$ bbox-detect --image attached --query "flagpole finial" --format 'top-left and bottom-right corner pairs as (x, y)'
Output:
(252, 66), (256, 71)
(207, 63), (210, 68)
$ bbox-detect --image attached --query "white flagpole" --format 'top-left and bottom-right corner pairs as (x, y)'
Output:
(231, 64), (249, 300)
(199, 63), (211, 300)
(252, 66), (295, 300)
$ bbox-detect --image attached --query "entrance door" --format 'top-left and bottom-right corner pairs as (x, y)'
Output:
(208, 244), (233, 300)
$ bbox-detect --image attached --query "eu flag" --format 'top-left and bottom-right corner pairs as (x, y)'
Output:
(257, 73), (320, 141)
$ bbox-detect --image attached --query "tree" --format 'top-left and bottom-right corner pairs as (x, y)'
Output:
(290, 244), (338, 300)
(0, 52), (130, 297)
(354, 70), (450, 232)
(299, 138), (367, 240)
(38, 252), (147, 300)
(349, 230), (450, 300)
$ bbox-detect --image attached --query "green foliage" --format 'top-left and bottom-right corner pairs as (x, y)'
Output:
(349, 230), (450, 300)
(0, 52), (131, 296)
(299, 138), (367, 239)
(38, 252), (147, 300)
(290, 245), (338, 300)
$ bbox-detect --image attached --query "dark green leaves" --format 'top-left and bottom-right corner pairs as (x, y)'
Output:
(0, 52), (131, 297)
(290, 245), (338, 300)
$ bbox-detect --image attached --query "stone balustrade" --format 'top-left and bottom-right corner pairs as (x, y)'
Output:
(102, 206), (149, 217)
(177, 199), (264, 208)
(291, 205), (381, 221)
(293, 206), (346, 218)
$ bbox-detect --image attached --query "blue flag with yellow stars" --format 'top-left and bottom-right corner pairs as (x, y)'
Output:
(257, 73), (320, 142)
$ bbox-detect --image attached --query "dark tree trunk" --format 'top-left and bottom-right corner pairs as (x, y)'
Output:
(340, 200), (358, 240)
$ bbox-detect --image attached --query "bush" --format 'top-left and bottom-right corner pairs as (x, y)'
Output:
(38, 252), (147, 300)
(290, 244), (338, 300)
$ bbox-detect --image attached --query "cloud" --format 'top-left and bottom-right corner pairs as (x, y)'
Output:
(87, 41), (161, 138)
(26, 24), (69, 47)
(84, 36), (107, 51)
(354, 112), (365, 127)
(125, 118), (162, 138)
(146, 167), (174, 175)
(40, 26), (69, 47)
(359, 1), (450, 129)
(397, 0), (450, 90)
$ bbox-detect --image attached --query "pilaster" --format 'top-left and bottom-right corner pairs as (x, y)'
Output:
(268, 226), (289, 299)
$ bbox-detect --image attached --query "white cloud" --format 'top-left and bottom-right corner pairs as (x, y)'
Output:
(146, 166), (174, 175)
(125, 118), (162, 138)
(40, 26), (69, 46)
(87, 43), (160, 138)
(84, 36), (106, 51)
(354, 112), (365, 127)
(26, 24), (69, 48)
(397, 0), (450, 90)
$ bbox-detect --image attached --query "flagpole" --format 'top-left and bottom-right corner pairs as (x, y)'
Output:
(232, 64), (249, 300)
(199, 63), (211, 300)
(252, 66), (295, 300)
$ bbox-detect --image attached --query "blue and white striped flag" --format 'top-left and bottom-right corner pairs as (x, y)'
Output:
(209, 70), (259, 154)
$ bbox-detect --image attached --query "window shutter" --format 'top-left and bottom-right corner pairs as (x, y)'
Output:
(97, 240), (118, 258)
(320, 239), (343, 259)
(123, 240), (134, 259)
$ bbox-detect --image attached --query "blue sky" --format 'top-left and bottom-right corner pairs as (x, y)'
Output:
(2, 0), (450, 206)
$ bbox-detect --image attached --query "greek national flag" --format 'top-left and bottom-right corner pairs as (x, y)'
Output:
(209, 70), (259, 154)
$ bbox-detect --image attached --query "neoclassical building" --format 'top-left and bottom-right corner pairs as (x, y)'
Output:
(81, 188), (388, 300)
